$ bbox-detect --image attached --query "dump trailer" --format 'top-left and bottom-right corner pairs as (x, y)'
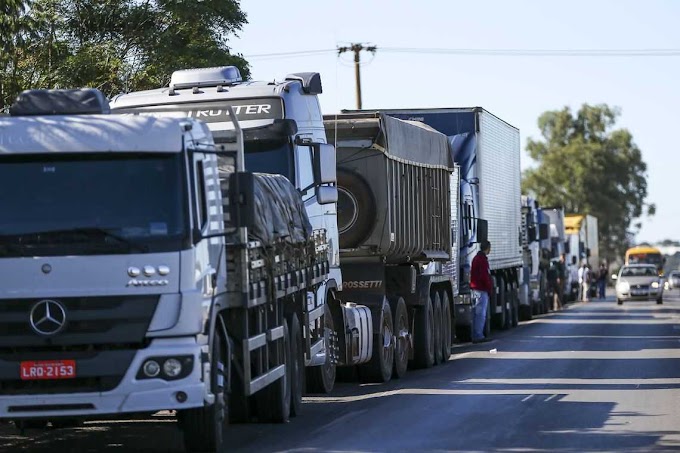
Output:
(0, 87), (331, 452)
(348, 108), (522, 337)
(324, 112), (459, 379)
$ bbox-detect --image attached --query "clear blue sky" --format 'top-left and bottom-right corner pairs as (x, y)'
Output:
(230, 0), (679, 244)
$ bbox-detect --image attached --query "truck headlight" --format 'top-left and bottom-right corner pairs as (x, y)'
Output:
(163, 358), (183, 378)
(143, 360), (161, 378)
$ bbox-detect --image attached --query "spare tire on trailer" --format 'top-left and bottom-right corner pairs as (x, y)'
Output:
(337, 169), (376, 249)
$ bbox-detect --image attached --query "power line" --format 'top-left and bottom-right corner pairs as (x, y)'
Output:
(380, 47), (680, 56)
(245, 49), (335, 59)
(243, 47), (680, 60)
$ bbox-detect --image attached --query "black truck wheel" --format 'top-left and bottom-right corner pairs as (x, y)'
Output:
(256, 318), (291, 423)
(359, 299), (394, 383)
(391, 297), (409, 379)
(337, 169), (376, 249)
(288, 313), (304, 416)
(440, 291), (452, 362)
(433, 293), (443, 365)
(179, 332), (229, 453)
(306, 303), (337, 394)
(511, 283), (519, 327)
(493, 277), (507, 330)
(411, 295), (435, 369)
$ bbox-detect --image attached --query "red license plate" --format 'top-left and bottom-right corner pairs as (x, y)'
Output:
(20, 360), (76, 380)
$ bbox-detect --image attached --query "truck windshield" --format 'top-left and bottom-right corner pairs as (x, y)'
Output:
(0, 153), (188, 257)
(214, 135), (295, 183)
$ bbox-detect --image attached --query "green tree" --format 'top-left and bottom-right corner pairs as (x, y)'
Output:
(0, 0), (249, 111)
(522, 104), (654, 261)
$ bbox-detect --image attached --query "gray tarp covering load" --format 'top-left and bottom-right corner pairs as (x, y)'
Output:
(324, 112), (453, 262)
(324, 112), (452, 168)
(219, 164), (312, 246)
(382, 114), (451, 167)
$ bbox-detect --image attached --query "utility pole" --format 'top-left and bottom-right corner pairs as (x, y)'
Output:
(337, 43), (377, 109)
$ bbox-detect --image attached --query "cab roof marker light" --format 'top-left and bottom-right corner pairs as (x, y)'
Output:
(168, 66), (243, 96)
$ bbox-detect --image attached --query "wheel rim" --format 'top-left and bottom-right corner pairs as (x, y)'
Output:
(395, 311), (408, 367)
(442, 294), (451, 359)
(323, 311), (336, 384)
(382, 315), (394, 370)
(427, 303), (434, 361)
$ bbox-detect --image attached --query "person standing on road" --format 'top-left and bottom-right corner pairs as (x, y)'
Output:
(471, 240), (493, 344)
(597, 262), (608, 299)
(547, 260), (562, 311)
(578, 262), (591, 302)
(569, 256), (579, 302)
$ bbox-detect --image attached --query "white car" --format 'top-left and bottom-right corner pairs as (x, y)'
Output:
(667, 270), (680, 290)
(613, 264), (664, 305)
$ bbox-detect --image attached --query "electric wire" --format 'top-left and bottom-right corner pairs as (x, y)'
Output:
(244, 47), (680, 60)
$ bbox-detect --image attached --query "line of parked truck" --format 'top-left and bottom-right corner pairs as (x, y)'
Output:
(0, 66), (597, 451)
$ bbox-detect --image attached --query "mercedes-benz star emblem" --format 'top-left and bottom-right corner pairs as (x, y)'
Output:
(29, 300), (67, 336)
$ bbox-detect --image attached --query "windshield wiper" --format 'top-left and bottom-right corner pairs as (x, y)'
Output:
(0, 227), (149, 253)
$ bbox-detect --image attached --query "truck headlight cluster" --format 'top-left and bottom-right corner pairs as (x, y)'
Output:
(137, 355), (193, 381)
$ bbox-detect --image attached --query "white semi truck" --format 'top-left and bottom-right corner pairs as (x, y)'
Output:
(364, 108), (524, 337)
(112, 67), (464, 389)
(0, 87), (334, 452)
(519, 196), (550, 319)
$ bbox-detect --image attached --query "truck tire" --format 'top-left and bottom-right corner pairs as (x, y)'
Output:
(306, 303), (336, 394)
(493, 278), (507, 330)
(179, 331), (228, 453)
(390, 297), (409, 379)
(411, 295), (435, 369)
(337, 169), (376, 249)
(511, 283), (519, 328)
(433, 294), (443, 365)
(358, 299), (394, 383)
(440, 291), (452, 362)
(288, 313), (304, 416)
(256, 318), (291, 423)
(519, 303), (532, 322)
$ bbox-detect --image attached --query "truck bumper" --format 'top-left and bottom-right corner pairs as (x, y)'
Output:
(0, 339), (209, 420)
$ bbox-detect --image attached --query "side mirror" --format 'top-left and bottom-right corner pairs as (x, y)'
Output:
(477, 219), (488, 244)
(527, 225), (537, 243)
(313, 143), (337, 184)
(316, 186), (338, 205)
(611, 274), (618, 280)
(539, 223), (549, 240)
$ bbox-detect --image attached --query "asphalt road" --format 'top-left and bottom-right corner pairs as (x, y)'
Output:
(3, 291), (680, 452)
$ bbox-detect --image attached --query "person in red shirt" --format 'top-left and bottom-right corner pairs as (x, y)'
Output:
(470, 240), (493, 343)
